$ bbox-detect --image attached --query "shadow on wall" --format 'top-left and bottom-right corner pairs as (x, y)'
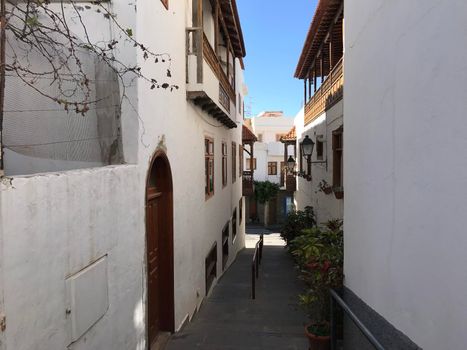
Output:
(3, 20), (124, 176)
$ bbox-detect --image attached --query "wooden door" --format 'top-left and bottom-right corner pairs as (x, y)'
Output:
(146, 151), (174, 347)
(147, 188), (162, 344)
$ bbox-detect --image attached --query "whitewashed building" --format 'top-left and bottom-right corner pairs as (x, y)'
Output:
(0, 0), (247, 349)
(244, 112), (294, 225)
(344, 0), (467, 349)
(247, 111), (294, 185)
(292, 0), (344, 224)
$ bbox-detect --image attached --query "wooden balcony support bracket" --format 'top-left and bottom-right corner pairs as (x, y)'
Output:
(189, 91), (237, 129)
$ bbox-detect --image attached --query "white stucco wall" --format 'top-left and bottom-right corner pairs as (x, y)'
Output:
(294, 102), (344, 223)
(344, 1), (467, 348)
(0, 1), (246, 349)
(248, 114), (294, 184)
(1, 166), (145, 350)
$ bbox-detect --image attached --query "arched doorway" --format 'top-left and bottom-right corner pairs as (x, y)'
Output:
(146, 150), (175, 346)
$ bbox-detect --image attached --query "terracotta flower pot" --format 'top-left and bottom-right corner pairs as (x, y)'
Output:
(333, 190), (344, 199)
(323, 187), (333, 195)
(305, 324), (331, 350)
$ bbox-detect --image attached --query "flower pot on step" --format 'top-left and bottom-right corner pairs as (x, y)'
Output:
(305, 324), (331, 350)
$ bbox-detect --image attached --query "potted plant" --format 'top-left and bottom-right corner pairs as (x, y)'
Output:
(291, 221), (344, 350)
(332, 186), (344, 199)
(318, 180), (333, 195)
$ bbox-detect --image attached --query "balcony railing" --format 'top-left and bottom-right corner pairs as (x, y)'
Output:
(186, 28), (237, 128)
(202, 33), (236, 107)
(305, 57), (344, 125)
(243, 171), (254, 196)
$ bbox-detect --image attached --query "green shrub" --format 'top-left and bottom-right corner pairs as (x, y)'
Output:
(254, 181), (280, 204)
(291, 219), (344, 332)
(280, 206), (316, 245)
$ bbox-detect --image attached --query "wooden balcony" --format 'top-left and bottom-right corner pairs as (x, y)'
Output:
(286, 175), (296, 192)
(202, 33), (236, 106)
(186, 28), (237, 129)
(304, 58), (343, 126)
(243, 171), (254, 196)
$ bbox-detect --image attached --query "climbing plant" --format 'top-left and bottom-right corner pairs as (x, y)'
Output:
(1, 0), (178, 114)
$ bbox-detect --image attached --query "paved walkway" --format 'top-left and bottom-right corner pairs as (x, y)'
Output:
(166, 227), (308, 350)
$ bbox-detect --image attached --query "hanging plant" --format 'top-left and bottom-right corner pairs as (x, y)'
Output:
(318, 180), (333, 195)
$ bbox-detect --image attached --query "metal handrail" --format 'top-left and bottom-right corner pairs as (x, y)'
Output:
(251, 234), (264, 299)
(330, 289), (386, 350)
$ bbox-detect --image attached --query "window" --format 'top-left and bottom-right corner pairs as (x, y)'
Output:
(246, 158), (257, 170)
(268, 162), (278, 175)
(232, 142), (237, 183)
(205, 137), (214, 199)
(317, 140), (324, 160)
(239, 144), (243, 177)
(332, 127), (343, 188)
(205, 242), (217, 294)
(239, 198), (243, 224)
(222, 222), (229, 270)
(232, 208), (237, 241)
(160, 0), (168, 9)
(222, 142), (228, 187)
(257, 134), (263, 142)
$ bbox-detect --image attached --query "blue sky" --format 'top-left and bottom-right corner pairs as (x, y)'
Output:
(236, 0), (318, 118)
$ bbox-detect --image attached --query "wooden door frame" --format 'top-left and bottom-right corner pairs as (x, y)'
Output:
(145, 149), (175, 344)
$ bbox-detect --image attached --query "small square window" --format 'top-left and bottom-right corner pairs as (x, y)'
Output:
(317, 140), (324, 160)
(268, 162), (278, 175)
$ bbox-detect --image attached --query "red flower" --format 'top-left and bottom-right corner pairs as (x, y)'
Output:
(321, 260), (331, 272)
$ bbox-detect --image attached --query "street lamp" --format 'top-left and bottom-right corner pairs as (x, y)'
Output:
(287, 156), (296, 173)
(301, 135), (315, 158)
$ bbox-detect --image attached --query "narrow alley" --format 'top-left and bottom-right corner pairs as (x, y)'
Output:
(166, 228), (308, 350)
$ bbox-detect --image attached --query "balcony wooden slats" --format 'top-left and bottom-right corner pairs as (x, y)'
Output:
(203, 33), (236, 104)
(304, 58), (343, 126)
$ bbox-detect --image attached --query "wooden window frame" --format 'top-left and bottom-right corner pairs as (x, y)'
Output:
(246, 158), (257, 170)
(268, 162), (278, 175)
(222, 142), (228, 188)
(332, 128), (343, 188)
(160, 0), (168, 10)
(205, 137), (215, 199)
(239, 144), (243, 177)
(232, 142), (237, 183)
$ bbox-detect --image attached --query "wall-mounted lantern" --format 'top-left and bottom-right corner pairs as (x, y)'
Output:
(287, 156), (296, 174)
(301, 135), (315, 158)
(300, 135), (327, 182)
